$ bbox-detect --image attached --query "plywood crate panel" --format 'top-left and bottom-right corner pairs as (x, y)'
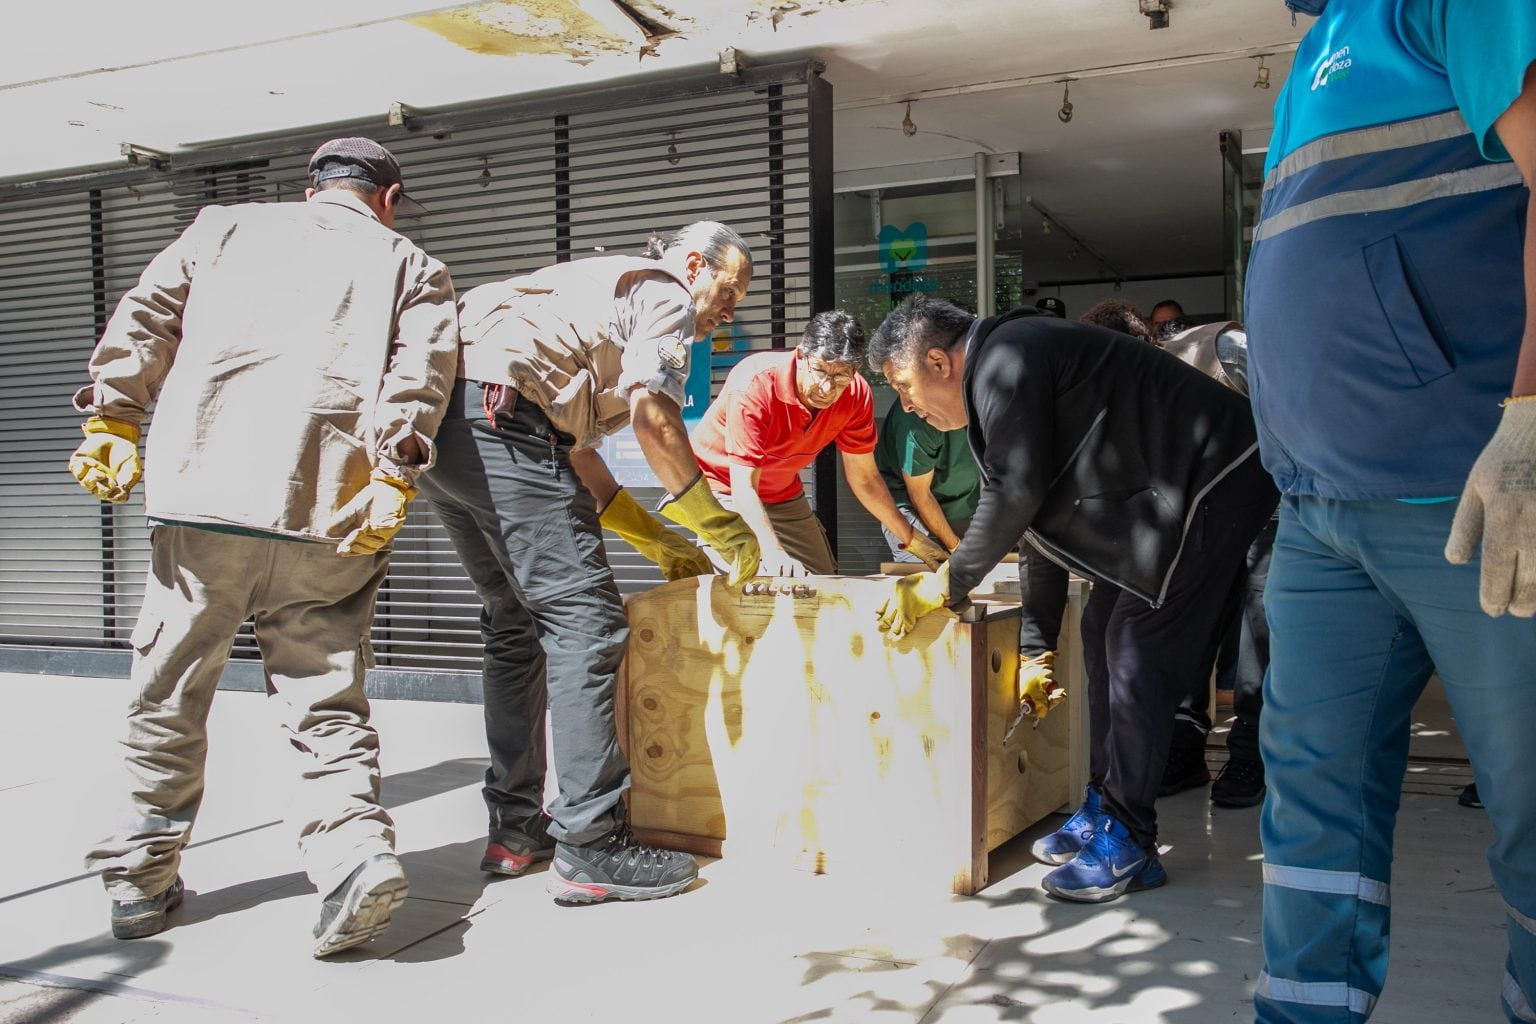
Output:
(619, 575), (1074, 894)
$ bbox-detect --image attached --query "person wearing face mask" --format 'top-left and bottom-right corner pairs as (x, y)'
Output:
(1246, 2), (1536, 1020)
(688, 309), (947, 576)
(417, 222), (761, 904)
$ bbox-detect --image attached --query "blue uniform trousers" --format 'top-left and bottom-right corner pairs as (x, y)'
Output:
(1257, 497), (1536, 1022)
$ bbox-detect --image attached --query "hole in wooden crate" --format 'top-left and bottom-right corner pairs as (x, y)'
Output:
(991, 650), (1002, 673)
(1016, 751), (1029, 775)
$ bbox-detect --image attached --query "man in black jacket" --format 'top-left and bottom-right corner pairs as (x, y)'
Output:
(868, 294), (1276, 903)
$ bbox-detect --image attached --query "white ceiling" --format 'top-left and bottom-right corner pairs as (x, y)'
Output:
(1, 0), (1308, 286)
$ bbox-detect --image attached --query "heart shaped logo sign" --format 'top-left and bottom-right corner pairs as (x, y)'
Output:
(878, 222), (929, 275)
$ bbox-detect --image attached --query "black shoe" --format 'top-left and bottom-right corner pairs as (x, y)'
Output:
(1159, 744), (1211, 797)
(1458, 782), (1483, 809)
(482, 812), (557, 877)
(1211, 757), (1266, 808)
(111, 876), (184, 940)
(547, 824), (698, 903)
(312, 853), (409, 958)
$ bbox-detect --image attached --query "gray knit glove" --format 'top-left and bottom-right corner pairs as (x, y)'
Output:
(1445, 399), (1536, 616)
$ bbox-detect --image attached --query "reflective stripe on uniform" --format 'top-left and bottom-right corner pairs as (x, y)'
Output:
(1506, 971), (1536, 1023)
(1253, 161), (1523, 243)
(1256, 971), (1377, 1017)
(1508, 898), (1536, 937)
(1264, 110), (1473, 189)
(1263, 863), (1390, 905)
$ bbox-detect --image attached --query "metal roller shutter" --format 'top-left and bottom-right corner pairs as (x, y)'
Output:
(0, 61), (833, 696)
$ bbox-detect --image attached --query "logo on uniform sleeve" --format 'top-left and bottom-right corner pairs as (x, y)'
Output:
(1311, 45), (1352, 90)
(659, 335), (689, 369)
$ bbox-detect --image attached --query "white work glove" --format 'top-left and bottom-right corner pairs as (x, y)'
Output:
(1445, 399), (1536, 616)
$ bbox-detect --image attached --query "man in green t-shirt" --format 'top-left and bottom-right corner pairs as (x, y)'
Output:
(874, 403), (980, 559)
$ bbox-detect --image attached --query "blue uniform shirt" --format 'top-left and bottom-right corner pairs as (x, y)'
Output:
(1246, 0), (1534, 499)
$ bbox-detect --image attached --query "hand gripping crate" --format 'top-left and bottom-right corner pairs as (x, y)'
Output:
(617, 574), (1084, 895)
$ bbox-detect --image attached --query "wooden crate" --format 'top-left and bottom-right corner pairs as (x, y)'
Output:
(618, 574), (1080, 895)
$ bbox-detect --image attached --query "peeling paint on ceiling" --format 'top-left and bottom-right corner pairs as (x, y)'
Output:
(409, 0), (888, 64)
(409, 1), (636, 60)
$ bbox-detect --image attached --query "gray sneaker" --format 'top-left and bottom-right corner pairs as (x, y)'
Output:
(547, 824), (697, 903)
(111, 876), (184, 940)
(312, 853), (409, 958)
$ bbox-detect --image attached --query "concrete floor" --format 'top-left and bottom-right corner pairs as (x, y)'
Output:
(0, 672), (1502, 1024)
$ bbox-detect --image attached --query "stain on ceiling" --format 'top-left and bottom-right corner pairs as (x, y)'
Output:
(410, 0), (880, 63)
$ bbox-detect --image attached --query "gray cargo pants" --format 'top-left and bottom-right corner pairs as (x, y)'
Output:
(417, 381), (629, 845)
(85, 524), (395, 902)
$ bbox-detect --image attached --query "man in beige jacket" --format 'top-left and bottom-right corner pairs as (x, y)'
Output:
(71, 138), (459, 957)
(419, 222), (759, 903)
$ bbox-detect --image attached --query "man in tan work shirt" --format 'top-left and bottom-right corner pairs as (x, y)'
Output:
(419, 221), (760, 904)
(71, 138), (459, 957)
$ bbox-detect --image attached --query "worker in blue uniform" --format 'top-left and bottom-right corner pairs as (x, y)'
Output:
(1246, 1), (1536, 1021)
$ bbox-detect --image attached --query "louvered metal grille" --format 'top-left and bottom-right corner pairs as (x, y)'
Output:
(0, 62), (832, 689)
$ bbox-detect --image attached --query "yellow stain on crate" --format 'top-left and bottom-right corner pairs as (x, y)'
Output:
(621, 574), (1071, 892)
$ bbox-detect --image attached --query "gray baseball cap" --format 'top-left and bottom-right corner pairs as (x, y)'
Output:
(308, 138), (427, 217)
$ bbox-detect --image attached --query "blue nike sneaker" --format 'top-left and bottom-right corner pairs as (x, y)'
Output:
(1030, 785), (1102, 865)
(1040, 813), (1166, 903)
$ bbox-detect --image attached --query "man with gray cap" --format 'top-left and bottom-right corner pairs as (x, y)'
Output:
(73, 137), (459, 957)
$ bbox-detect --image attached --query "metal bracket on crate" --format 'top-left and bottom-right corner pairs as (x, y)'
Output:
(740, 580), (818, 599)
(736, 579), (821, 619)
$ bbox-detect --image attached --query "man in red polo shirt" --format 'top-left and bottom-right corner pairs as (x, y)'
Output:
(691, 310), (947, 575)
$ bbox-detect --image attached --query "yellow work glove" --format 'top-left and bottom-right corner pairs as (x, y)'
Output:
(1003, 650), (1067, 743)
(875, 562), (952, 640)
(330, 470), (418, 557)
(657, 475), (761, 586)
(1446, 399), (1536, 616)
(601, 487), (712, 581)
(68, 417), (143, 504)
(901, 531), (950, 571)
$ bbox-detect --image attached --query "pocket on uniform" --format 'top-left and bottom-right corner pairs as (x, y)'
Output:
(1364, 235), (1454, 386)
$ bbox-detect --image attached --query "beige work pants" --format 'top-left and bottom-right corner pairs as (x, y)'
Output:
(85, 525), (394, 902)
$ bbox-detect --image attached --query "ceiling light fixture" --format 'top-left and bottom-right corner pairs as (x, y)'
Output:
(1025, 195), (1127, 284)
(1253, 55), (1272, 89)
(387, 101), (414, 129)
(120, 142), (170, 170)
(901, 101), (917, 137)
(479, 157), (491, 188)
(1057, 81), (1074, 124)
(666, 131), (681, 165)
(1138, 0), (1171, 30)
